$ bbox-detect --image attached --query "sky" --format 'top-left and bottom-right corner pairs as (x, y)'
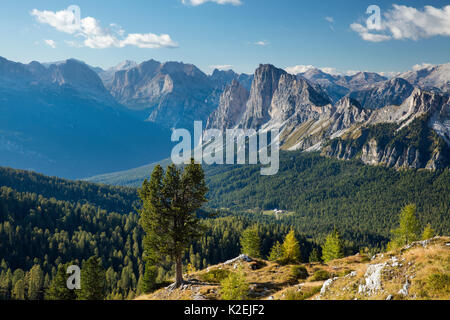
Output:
(0, 0), (449, 75)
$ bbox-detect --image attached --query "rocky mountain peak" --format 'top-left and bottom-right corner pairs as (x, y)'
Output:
(240, 64), (287, 128)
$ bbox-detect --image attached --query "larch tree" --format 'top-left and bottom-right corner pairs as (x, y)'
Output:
(282, 229), (301, 264)
(321, 230), (344, 263)
(138, 159), (208, 288)
(422, 224), (435, 240)
(240, 226), (261, 258)
(388, 204), (421, 250)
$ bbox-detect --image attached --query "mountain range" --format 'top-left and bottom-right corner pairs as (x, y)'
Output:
(0, 56), (449, 179)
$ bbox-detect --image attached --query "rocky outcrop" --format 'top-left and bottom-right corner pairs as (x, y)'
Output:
(206, 80), (249, 130)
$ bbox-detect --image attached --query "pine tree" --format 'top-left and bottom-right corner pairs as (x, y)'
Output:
(268, 241), (284, 261)
(321, 230), (344, 263)
(45, 264), (77, 300)
(138, 160), (208, 288)
(78, 256), (106, 300)
(388, 204), (421, 250)
(282, 229), (301, 264)
(422, 223), (435, 240)
(240, 226), (261, 258)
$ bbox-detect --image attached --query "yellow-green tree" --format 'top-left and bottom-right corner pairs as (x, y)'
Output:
(387, 204), (421, 250)
(220, 271), (249, 300)
(240, 226), (261, 258)
(421, 224), (435, 240)
(321, 230), (344, 263)
(282, 229), (301, 264)
(268, 241), (284, 261)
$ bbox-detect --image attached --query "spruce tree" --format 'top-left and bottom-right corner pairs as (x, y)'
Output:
(321, 230), (344, 263)
(240, 226), (261, 258)
(138, 159), (208, 288)
(78, 256), (106, 300)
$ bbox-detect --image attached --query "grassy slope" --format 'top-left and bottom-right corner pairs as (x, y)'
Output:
(137, 236), (450, 301)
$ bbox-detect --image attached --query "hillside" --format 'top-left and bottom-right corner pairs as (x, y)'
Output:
(137, 236), (450, 300)
(86, 152), (450, 245)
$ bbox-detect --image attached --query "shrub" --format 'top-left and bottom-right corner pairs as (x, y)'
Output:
(426, 273), (450, 293)
(199, 269), (231, 283)
(290, 265), (309, 282)
(310, 269), (331, 281)
(220, 272), (249, 300)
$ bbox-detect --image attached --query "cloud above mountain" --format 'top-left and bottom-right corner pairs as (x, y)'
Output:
(351, 4), (450, 42)
(182, 0), (242, 6)
(31, 6), (178, 49)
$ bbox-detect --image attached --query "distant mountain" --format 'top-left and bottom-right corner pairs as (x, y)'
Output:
(396, 63), (450, 93)
(297, 68), (388, 102)
(348, 77), (415, 110)
(107, 60), (218, 129)
(96, 60), (137, 88)
(0, 57), (173, 179)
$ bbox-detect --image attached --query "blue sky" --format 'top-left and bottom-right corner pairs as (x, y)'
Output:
(0, 0), (449, 74)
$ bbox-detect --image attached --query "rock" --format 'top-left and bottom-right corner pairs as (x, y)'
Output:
(398, 280), (410, 296)
(223, 254), (252, 266)
(358, 262), (387, 295)
(320, 277), (338, 296)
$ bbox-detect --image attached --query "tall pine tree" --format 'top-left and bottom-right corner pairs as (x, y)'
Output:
(139, 159), (208, 288)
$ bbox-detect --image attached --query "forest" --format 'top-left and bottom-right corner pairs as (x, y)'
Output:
(0, 149), (448, 299)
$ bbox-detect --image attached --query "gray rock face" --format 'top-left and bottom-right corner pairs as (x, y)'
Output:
(348, 78), (414, 109)
(269, 73), (331, 123)
(109, 60), (216, 129)
(206, 80), (249, 130)
(240, 64), (287, 128)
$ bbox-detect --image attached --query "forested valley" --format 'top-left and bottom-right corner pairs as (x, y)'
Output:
(0, 151), (448, 299)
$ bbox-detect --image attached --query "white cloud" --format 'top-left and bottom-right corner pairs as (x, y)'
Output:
(210, 65), (233, 71)
(351, 4), (450, 42)
(254, 40), (269, 46)
(31, 6), (178, 49)
(325, 16), (334, 23)
(412, 63), (435, 71)
(182, 0), (242, 6)
(44, 39), (57, 48)
(285, 65), (341, 75)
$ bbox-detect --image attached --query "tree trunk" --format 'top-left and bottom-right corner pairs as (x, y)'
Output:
(175, 255), (183, 288)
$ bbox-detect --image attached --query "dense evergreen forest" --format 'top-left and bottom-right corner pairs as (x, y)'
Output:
(0, 150), (448, 299)
(206, 151), (450, 240)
